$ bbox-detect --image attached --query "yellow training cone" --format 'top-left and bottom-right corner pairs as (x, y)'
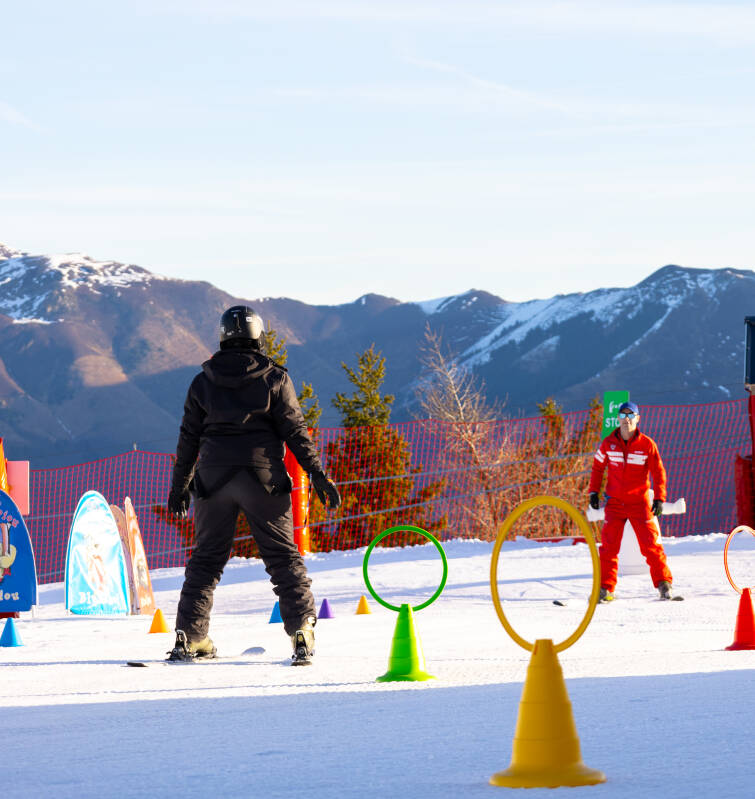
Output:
(355, 595), (371, 615)
(377, 603), (434, 682)
(490, 639), (605, 788)
(148, 608), (170, 634)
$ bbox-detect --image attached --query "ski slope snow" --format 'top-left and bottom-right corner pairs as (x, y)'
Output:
(3, 533), (755, 798)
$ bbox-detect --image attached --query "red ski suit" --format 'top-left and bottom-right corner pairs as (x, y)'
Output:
(589, 428), (672, 591)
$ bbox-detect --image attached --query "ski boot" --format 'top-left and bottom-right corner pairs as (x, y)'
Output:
(658, 581), (683, 601)
(291, 617), (316, 666)
(598, 587), (615, 603)
(167, 629), (217, 662)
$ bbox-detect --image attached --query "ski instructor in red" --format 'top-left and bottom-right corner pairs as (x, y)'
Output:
(588, 401), (676, 602)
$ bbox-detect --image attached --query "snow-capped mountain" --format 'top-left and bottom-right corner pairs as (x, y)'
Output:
(0, 242), (753, 466)
(0, 248), (161, 322)
(440, 265), (750, 411)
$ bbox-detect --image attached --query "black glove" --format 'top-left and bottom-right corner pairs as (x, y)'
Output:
(311, 471), (341, 509)
(168, 488), (190, 519)
(588, 492), (600, 510)
(651, 499), (664, 517)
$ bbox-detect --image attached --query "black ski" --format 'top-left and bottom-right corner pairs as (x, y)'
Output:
(554, 595), (685, 606)
(126, 646), (266, 667)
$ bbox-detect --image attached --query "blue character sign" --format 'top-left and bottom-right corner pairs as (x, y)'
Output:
(0, 489), (38, 612)
(65, 491), (130, 616)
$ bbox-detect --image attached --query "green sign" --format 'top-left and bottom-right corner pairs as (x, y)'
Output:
(601, 390), (629, 439)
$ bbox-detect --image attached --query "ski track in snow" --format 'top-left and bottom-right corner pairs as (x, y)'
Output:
(3, 535), (755, 798)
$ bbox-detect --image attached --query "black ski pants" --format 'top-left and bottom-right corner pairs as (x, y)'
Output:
(175, 467), (315, 640)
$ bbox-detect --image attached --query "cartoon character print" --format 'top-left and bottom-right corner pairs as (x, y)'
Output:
(0, 522), (17, 582)
(83, 531), (108, 594)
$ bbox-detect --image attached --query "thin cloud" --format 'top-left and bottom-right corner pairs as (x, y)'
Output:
(398, 52), (755, 126)
(0, 100), (39, 130)
(400, 54), (577, 115)
(147, 1), (755, 43)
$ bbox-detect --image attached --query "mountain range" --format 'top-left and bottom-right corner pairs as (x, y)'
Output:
(0, 241), (752, 467)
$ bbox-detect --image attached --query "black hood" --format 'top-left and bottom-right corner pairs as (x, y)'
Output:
(202, 350), (275, 388)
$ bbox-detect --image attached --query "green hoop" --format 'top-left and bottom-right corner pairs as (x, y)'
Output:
(362, 525), (449, 612)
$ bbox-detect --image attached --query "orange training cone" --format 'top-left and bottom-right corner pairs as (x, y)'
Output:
(726, 587), (755, 650)
(490, 639), (606, 788)
(356, 595), (371, 615)
(148, 608), (170, 634)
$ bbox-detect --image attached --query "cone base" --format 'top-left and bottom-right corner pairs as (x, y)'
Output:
(377, 670), (435, 682)
(490, 761), (606, 788)
(726, 641), (755, 650)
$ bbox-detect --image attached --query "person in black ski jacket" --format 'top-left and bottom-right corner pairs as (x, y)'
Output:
(166, 305), (341, 664)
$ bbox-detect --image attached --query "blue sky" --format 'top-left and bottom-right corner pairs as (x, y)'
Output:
(2, 1), (754, 305)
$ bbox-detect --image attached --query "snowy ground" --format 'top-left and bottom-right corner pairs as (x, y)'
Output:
(4, 532), (755, 798)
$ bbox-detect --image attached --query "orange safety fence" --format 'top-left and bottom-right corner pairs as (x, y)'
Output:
(25, 398), (750, 583)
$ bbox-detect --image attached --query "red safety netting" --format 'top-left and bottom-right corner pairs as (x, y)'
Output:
(26, 399), (751, 583)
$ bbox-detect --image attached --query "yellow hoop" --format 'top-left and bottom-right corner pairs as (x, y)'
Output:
(489, 495), (601, 653)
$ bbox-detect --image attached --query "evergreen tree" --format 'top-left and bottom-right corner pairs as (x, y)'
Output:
(315, 344), (445, 552)
(537, 397), (565, 447)
(261, 324), (288, 365)
(297, 382), (322, 429)
(332, 344), (394, 427)
(263, 323), (321, 427)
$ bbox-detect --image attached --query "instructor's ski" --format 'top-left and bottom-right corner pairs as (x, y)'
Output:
(556, 594), (685, 605)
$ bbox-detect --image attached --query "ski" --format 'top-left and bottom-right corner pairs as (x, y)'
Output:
(555, 594), (683, 605)
(590, 596), (685, 603)
(126, 657), (218, 667)
(126, 646), (266, 667)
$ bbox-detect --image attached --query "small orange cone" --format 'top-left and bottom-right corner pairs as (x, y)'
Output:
(726, 587), (755, 650)
(490, 639), (605, 788)
(148, 608), (170, 634)
(356, 595), (371, 615)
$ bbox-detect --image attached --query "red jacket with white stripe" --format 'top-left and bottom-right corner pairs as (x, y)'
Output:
(588, 428), (667, 505)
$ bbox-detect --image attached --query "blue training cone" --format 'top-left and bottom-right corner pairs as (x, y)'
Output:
(269, 601), (282, 623)
(318, 598), (334, 619)
(0, 617), (22, 647)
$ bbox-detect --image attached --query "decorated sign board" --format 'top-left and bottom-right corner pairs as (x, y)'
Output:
(109, 504), (135, 611)
(65, 491), (130, 615)
(109, 498), (155, 615)
(124, 497), (155, 615)
(0, 489), (38, 612)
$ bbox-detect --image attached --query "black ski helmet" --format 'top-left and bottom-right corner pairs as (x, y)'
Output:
(219, 305), (264, 346)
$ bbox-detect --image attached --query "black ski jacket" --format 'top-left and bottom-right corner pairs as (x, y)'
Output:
(170, 349), (323, 496)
